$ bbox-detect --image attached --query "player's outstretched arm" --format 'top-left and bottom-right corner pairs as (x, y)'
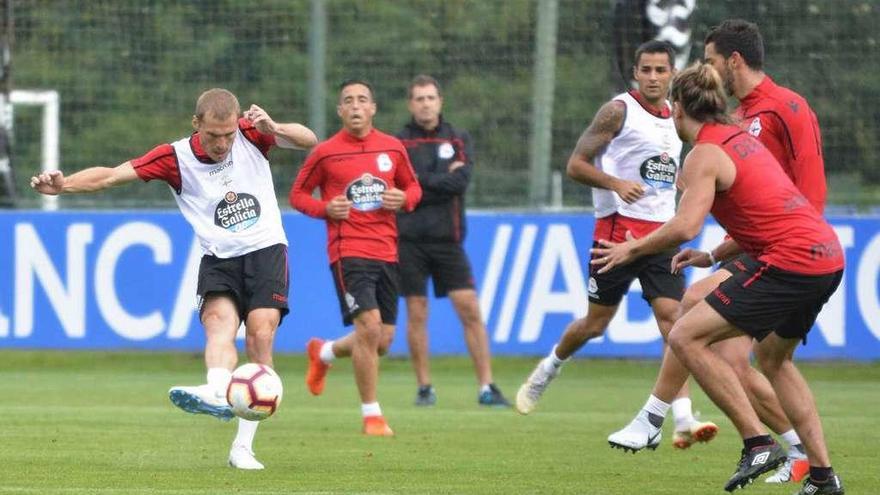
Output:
(244, 104), (317, 150)
(30, 162), (139, 196)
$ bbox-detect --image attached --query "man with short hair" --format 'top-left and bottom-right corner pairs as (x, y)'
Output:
(396, 74), (509, 407)
(515, 40), (716, 450)
(30, 88), (318, 469)
(290, 79), (422, 436)
(593, 60), (845, 495)
(616, 19), (826, 483)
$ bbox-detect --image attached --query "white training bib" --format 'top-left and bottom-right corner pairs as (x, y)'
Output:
(170, 129), (287, 258)
(592, 92), (682, 222)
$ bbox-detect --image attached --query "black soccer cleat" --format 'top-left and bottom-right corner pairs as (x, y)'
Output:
(724, 442), (787, 492)
(478, 383), (511, 407)
(794, 475), (845, 495)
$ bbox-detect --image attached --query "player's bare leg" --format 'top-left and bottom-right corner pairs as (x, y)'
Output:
(351, 310), (394, 436)
(169, 294), (237, 421)
(754, 334), (831, 466)
(607, 297), (717, 452)
(668, 301), (786, 491)
(227, 307), (281, 470)
(516, 303), (616, 414)
(405, 296), (435, 405)
(449, 288), (509, 406)
(715, 335), (810, 482)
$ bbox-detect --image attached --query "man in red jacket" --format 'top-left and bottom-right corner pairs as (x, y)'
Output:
(290, 79), (422, 436)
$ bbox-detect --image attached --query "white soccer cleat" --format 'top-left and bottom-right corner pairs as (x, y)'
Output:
(228, 444), (264, 470)
(515, 360), (559, 415)
(672, 419), (719, 449)
(608, 410), (662, 453)
(764, 452), (809, 483)
(168, 384), (234, 421)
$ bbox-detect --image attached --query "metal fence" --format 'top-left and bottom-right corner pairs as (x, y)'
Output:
(4, 0), (879, 209)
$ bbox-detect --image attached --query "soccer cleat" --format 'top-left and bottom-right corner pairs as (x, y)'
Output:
(794, 475), (845, 495)
(168, 384), (234, 421)
(765, 456), (809, 483)
(672, 420), (720, 449)
(515, 361), (559, 414)
(228, 444), (265, 470)
(414, 385), (437, 406)
(607, 410), (662, 453)
(724, 442), (787, 492)
(305, 337), (331, 396)
(362, 415), (394, 437)
(479, 383), (511, 407)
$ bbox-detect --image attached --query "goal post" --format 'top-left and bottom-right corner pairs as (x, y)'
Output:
(10, 90), (60, 211)
(0, 0), (14, 207)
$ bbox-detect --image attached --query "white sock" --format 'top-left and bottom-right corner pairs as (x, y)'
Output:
(642, 395), (671, 418)
(781, 429), (802, 448)
(206, 367), (232, 394)
(671, 397), (695, 431)
(541, 345), (568, 373)
(320, 340), (336, 364)
(233, 418), (259, 451)
(480, 384), (492, 394)
(361, 402), (382, 418)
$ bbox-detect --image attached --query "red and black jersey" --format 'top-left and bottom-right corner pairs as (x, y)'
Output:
(735, 77), (826, 212)
(290, 128), (422, 264)
(396, 117), (473, 243)
(130, 117), (276, 191)
(698, 123), (843, 275)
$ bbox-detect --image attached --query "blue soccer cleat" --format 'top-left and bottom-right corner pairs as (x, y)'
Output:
(169, 384), (234, 421)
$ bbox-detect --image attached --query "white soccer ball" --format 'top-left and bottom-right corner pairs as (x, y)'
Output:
(226, 363), (283, 421)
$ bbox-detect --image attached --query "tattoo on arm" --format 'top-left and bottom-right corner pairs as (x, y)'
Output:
(573, 101), (625, 163)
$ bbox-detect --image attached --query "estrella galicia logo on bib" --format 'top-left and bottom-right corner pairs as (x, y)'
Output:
(346, 173), (388, 211)
(640, 152), (677, 189)
(214, 191), (261, 232)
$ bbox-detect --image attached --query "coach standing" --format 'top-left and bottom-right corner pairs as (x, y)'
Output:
(395, 75), (509, 408)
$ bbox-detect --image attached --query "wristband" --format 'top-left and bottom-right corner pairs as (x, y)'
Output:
(708, 251), (717, 266)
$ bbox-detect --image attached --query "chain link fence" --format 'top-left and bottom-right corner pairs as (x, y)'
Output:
(6, 0), (879, 210)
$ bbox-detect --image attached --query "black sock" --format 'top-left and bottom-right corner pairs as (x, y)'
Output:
(810, 466), (834, 483)
(743, 435), (774, 450)
(646, 412), (664, 428)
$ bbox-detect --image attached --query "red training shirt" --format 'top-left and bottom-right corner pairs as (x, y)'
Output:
(290, 128), (422, 264)
(735, 76), (826, 212)
(698, 123), (842, 275)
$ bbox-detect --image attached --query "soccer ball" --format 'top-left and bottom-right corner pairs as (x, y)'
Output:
(226, 363), (283, 421)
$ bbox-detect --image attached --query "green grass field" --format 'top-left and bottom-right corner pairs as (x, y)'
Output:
(1, 350), (877, 494)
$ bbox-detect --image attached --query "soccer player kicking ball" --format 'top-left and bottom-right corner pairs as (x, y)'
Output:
(592, 62), (845, 494)
(516, 40), (717, 450)
(30, 89), (318, 469)
(290, 79), (421, 436)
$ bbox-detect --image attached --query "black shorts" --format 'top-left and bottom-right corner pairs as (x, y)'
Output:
(588, 242), (684, 306)
(399, 240), (475, 297)
(197, 243), (289, 322)
(331, 257), (399, 326)
(706, 254), (843, 341)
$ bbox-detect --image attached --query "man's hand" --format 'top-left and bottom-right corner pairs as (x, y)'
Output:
(326, 195), (352, 220)
(612, 178), (645, 204)
(244, 104), (278, 135)
(671, 248), (714, 274)
(30, 170), (65, 195)
(381, 187), (406, 211)
(448, 160), (465, 172)
(590, 231), (637, 274)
